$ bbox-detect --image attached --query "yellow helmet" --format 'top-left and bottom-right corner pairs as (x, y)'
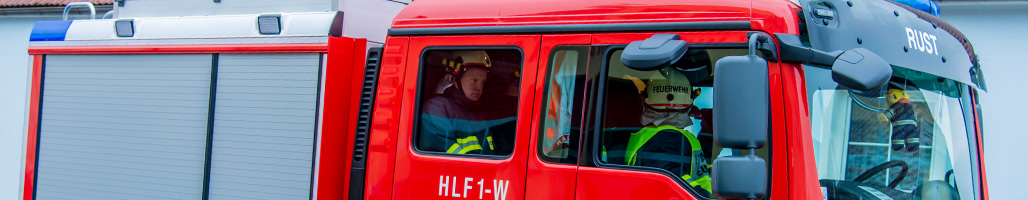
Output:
(887, 89), (910, 104)
(443, 50), (491, 75)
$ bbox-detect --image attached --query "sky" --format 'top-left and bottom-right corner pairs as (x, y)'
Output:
(940, 3), (1028, 199)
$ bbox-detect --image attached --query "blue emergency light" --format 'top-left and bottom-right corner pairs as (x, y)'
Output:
(892, 0), (940, 16)
(29, 21), (73, 42)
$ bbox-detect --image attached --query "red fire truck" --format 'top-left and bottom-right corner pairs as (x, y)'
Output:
(23, 0), (987, 199)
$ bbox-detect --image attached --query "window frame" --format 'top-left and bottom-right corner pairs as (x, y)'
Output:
(410, 45), (526, 160)
(960, 86), (984, 199)
(537, 45), (592, 164)
(587, 43), (772, 199)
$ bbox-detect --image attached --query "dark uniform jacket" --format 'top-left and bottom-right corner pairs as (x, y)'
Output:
(419, 87), (516, 155)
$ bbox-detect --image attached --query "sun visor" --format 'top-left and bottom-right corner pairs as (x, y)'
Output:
(800, 0), (984, 91)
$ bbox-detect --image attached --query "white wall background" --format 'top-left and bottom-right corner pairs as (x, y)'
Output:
(117, 0), (332, 18)
(0, 17), (51, 200)
(940, 2), (1028, 199)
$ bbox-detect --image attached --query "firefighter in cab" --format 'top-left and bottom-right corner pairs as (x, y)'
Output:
(419, 50), (518, 156)
(627, 67), (712, 196)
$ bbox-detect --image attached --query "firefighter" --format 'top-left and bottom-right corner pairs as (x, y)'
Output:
(419, 50), (512, 155)
(626, 68), (712, 196)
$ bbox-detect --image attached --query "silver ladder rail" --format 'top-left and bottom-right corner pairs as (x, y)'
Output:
(63, 2), (96, 20)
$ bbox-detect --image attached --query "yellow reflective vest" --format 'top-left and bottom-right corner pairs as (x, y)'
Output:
(625, 125), (711, 193)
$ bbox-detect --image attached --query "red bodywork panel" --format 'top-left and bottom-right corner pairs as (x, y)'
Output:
(389, 35), (541, 200)
(375, 32), (783, 200)
(374, 0), (829, 199)
(972, 89), (989, 200)
(369, 31), (819, 200)
(392, 0), (751, 29)
(24, 55), (42, 200)
(524, 34), (591, 200)
(26, 43), (329, 54)
(363, 36), (410, 200)
(319, 37), (369, 200)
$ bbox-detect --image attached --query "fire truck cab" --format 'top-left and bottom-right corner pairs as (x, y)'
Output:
(353, 0), (989, 199)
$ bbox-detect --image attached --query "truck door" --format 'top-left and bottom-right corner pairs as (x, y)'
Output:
(525, 34), (592, 200)
(392, 35), (541, 200)
(574, 32), (780, 199)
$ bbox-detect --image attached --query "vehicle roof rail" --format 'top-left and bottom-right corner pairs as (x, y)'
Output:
(63, 2), (96, 21)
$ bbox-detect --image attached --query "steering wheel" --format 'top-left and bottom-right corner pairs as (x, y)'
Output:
(853, 160), (909, 188)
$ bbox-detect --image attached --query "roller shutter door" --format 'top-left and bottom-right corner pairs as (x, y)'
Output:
(207, 53), (321, 200)
(36, 54), (213, 200)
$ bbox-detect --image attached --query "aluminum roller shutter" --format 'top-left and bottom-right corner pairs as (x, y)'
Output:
(36, 54), (213, 200)
(207, 53), (321, 200)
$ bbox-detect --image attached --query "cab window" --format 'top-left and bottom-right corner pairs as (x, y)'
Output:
(414, 48), (523, 156)
(596, 47), (769, 198)
(538, 46), (590, 164)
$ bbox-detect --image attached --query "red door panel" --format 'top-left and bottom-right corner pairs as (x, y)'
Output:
(577, 168), (693, 199)
(392, 35), (541, 200)
(365, 36), (410, 200)
(524, 34), (591, 200)
(575, 31), (788, 200)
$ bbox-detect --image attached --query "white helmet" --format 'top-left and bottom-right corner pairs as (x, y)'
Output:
(644, 69), (698, 110)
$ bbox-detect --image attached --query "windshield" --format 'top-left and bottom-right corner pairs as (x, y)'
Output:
(805, 65), (977, 200)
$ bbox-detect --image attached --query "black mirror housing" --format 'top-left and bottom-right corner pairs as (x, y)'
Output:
(831, 48), (893, 91)
(776, 34), (894, 91)
(709, 34), (770, 200)
(621, 34), (689, 71)
(713, 55), (769, 149)
(712, 155), (768, 199)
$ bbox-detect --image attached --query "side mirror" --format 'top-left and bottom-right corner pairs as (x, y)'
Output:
(776, 34), (893, 91)
(620, 34), (689, 71)
(712, 155), (768, 200)
(712, 55), (768, 149)
(710, 33), (770, 200)
(831, 48), (892, 91)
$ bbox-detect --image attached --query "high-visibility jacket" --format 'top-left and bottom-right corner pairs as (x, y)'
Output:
(446, 135), (495, 154)
(625, 125), (712, 194)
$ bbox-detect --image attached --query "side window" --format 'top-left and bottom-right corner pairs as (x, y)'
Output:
(539, 46), (590, 164)
(414, 48), (523, 156)
(596, 47), (769, 198)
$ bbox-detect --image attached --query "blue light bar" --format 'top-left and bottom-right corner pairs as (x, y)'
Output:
(892, 0), (940, 16)
(29, 21), (73, 42)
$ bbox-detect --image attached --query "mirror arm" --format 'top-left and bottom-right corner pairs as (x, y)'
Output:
(774, 33), (841, 67)
(747, 33), (764, 56)
(746, 32), (778, 62)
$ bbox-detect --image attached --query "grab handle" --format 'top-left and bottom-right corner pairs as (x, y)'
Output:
(63, 2), (96, 20)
